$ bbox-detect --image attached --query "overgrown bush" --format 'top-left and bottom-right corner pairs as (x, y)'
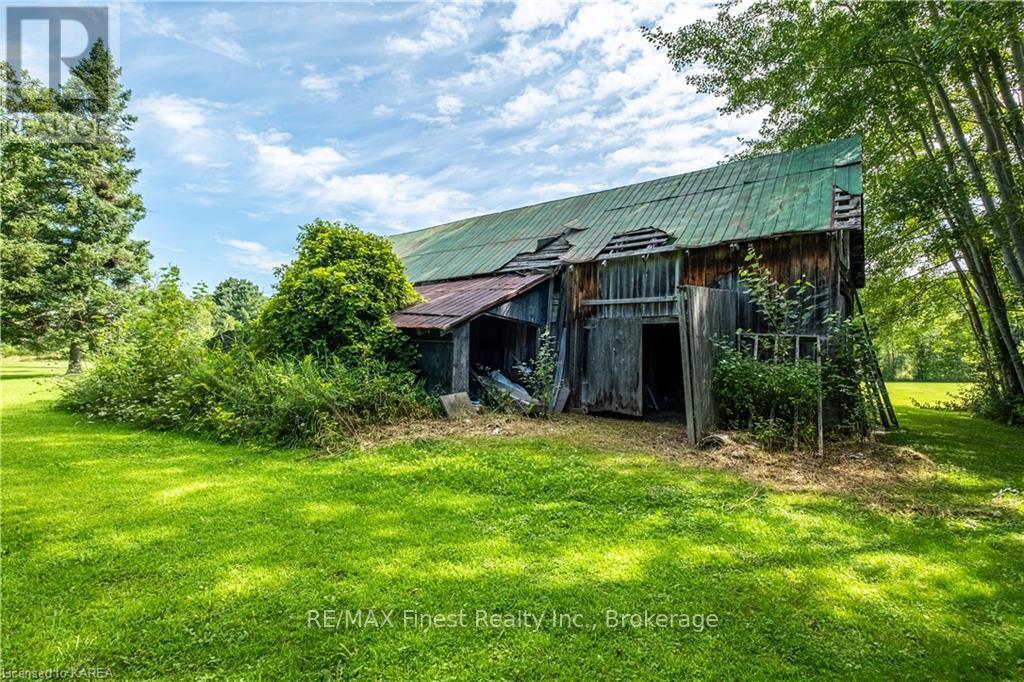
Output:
(176, 351), (436, 449)
(713, 346), (820, 449)
(59, 264), (438, 450)
(712, 247), (878, 450)
(255, 219), (418, 365)
(57, 267), (216, 426)
(513, 328), (561, 416)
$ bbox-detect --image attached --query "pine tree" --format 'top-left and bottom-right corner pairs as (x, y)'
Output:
(1, 40), (149, 371)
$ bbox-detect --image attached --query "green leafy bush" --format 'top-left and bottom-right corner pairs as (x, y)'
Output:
(712, 247), (879, 449)
(930, 382), (1024, 426)
(57, 267), (215, 426)
(713, 346), (821, 449)
(513, 328), (561, 416)
(59, 268), (438, 450)
(255, 219), (418, 365)
(177, 351), (437, 449)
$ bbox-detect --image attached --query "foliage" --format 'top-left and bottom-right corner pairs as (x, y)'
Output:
(177, 350), (436, 450)
(513, 328), (562, 415)
(59, 269), (436, 449)
(916, 381), (1024, 426)
(255, 219), (418, 364)
(714, 248), (878, 448)
(1, 42), (150, 370)
(713, 347), (820, 449)
(739, 246), (815, 337)
(212, 277), (266, 330)
(645, 1), (1024, 422)
(56, 267), (216, 426)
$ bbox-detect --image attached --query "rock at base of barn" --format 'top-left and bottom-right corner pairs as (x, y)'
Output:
(440, 392), (478, 418)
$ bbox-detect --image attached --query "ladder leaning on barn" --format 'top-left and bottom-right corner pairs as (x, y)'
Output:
(855, 293), (899, 430)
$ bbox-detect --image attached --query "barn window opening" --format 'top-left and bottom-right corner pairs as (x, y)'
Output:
(641, 323), (685, 417)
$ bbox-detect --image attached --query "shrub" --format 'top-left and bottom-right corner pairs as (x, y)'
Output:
(178, 351), (437, 449)
(934, 382), (1024, 426)
(713, 346), (821, 449)
(513, 328), (561, 416)
(59, 268), (438, 450)
(255, 219), (418, 365)
(712, 247), (879, 450)
(58, 267), (215, 426)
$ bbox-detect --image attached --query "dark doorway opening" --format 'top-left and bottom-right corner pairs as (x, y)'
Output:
(642, 323), (685, 416)
(469, 315), (538, 394)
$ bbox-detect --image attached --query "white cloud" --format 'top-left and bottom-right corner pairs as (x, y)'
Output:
(529, 181), (581, 200)
(310, 173), (474, 231)
(220, 238), (290, 273)
(436, 33), (562, 89)
(605, 124), (719, 174)
(405, 112), (453, 127)
(151, 16), (178, 38)
(139, 8), (249, 62)
(298, 65), (369, 101)
(387, 2), (483, 55)
(373, 104), (395, 117)
(500, 1), (577, 33)
(499, 86), (557, 125)
(300, 71), (341, 101)
(235, 130), (474, 231)
(436, 94), (464, 116)
(135, 93), (208, 133)
(134, 93), (231, 167)
(553, 68), (589, 100)
(237, 129), (347, 189)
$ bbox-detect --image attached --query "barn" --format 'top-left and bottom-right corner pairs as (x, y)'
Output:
(389, 137), (866, 440)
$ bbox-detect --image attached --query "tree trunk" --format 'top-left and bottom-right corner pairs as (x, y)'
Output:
(926, 84), (1024, 300)
(67, 344), (83, 374)
(963, 57), (1024, 266)
(958, 232), (1024, 395)
(988, 48), (1024, 166)
(1010, 36), (1024, 103)
(951, 252), (998, 392)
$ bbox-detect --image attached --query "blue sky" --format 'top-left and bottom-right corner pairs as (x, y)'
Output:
(100, 2), (761, 289)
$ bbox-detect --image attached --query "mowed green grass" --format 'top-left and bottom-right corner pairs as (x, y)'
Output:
(2, 361), (1022, 680)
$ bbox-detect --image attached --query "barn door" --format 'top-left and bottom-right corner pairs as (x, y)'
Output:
(679, 286), (737, 443)
(582, 318), (643, 416)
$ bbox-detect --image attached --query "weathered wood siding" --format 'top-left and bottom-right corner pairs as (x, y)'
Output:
(678, 232), (846, 334)
(679, 286), (738, 442)
(485, 285), (548, 325)
(564, 231), (848, 411)
(581, 318), (643, 415)
(576, 252), (680, 318)
(450, 324), (470, 393)
(411, 331), (454, 395)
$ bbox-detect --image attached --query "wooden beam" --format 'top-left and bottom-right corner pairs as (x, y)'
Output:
(450, 324), (470, 393)
(581, 295), (677, 306)
(678, 289), (697, 443)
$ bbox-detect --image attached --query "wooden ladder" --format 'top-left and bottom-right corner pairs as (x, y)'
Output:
(855, 293), (899, 430)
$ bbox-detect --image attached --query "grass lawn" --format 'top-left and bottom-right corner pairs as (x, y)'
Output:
(2, 360), (1022, 680)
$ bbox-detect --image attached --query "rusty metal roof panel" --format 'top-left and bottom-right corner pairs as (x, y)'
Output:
(390, 137), (862, 283)
(392, 272), (550, 331)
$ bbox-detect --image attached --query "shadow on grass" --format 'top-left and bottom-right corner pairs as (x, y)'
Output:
(2, 372), (1023, 679)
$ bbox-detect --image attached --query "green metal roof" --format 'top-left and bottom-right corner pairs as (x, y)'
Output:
(390, 137), (862, 283)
